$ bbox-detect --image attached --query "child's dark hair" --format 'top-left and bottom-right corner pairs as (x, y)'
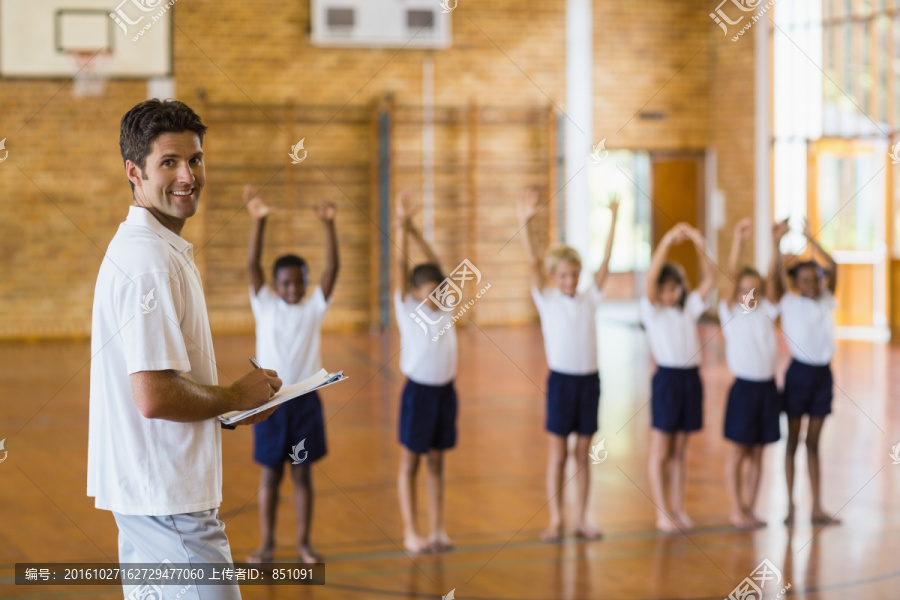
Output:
(410, 263), (444, 288)
(119, 99), (208, 192)
(658, 262), (689, 309)
(272, 254), (308, 280)
(787, 260), (825, 281)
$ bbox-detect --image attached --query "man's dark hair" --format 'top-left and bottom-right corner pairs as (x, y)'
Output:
(410, 263), (444, 288)
(657, 261), (689, 309)
(119, 99), (208, 192)
(273, 254), (308, 280)
(787, 260), (825, 281)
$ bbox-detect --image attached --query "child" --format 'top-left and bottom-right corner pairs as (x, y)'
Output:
(244, 184), (339, 562)
(772, 220), (840, 525)
(642, 223), (715, 533)
(517, 188), (619, 542)
(393, 190), (458, 554)
(719, 218), (782, 529)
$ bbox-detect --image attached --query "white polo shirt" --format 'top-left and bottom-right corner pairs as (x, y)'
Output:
(640, 291), (708, 368)
(531, 285), (603, 375)
(718, 299), (779, 381)
(250, 284), (329, 386)
(88, 206), (221, 516)
(394, 291), (457, 386)
(780, 291), (836, 365)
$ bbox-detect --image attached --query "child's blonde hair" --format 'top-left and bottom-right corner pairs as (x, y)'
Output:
(544, 244), (582, 275)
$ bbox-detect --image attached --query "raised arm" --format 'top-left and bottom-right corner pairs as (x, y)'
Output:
(594, 193), (620, 290)
(805, 221), (837, 294)
(726, 218), (752, 307)
(314, 200), (340, 301)
(646, 224), (686, 304)
(517, 188), (545, 291)
(394, 191), (413, 298)
(768, 218), (790, 302)
(684, 225), (716, 301)
(245, 184), (276, 295)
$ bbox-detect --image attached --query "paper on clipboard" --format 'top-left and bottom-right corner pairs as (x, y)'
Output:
(218, 368), (346, 425)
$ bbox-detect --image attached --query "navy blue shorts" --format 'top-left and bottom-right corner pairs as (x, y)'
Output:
(399, 379), (457, 454)
(651, 366), (703, 433)
(724, 378), (781, 445)
(253, 390), (326, 469)
(545, 371), (600, 436)
(782, 359), (833, 418)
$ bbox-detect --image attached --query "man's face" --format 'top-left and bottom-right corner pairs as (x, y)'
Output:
(127, 131), (205, 233)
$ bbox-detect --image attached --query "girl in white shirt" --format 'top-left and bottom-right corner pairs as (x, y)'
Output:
(719, 219), (782, 529)
(772, 220), (840, 526)
(641, 223), (715, 533)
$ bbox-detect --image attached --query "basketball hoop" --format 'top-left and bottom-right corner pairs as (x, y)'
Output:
(70, 50), (112, 98)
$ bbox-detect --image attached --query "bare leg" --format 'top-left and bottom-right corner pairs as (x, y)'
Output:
(784, 417), (802, 525)
(648, 429), (678, 532)
(290, 463), (322, 562)
(542, 433), (568, 542)
(250, 465), (283, 562)
(743, 445), (765, 526)
(806, 416), (840, 525)
(425, 449), (452, 551)
(572, 434), (602, 540)
(669, 431), (693, 530)
(725, 442), (754, 528)
(398, 448), (428, 552)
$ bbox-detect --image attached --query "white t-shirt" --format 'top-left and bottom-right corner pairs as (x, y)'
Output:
(640, 291), (708, 368)
(394, 291), (457, 386)
(88, 206), (221, 516)
(250, 284), (329, 386)
(718, 299), (779, 381)
(780, 291), (836, 365)
(531, 285), (603, 375)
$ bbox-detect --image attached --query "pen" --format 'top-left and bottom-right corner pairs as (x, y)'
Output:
(249, 357), (262, 369)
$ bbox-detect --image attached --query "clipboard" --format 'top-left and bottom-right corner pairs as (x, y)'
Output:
(219, 368), (347, 426)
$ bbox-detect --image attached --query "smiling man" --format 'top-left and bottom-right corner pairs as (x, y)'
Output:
(88, 99), (282, 599)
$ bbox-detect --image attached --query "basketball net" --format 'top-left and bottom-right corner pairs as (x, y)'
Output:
(70, 50), (112, 98)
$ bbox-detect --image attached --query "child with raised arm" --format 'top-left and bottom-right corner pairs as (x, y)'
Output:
(517, 187), (619, 542)
(772, 220), (840, 525)
(393, 191), (458, 554)
(719, 218), (782, 529)
(244, 184), (339, 563)
(641, 223), (715, 533)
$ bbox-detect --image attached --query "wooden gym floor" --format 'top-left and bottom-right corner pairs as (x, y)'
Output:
(1, 308), (899, 599)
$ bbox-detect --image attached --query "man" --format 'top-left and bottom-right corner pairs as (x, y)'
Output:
(88, 99), (280, 599)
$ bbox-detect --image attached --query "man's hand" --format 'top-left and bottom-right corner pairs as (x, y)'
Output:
(517, 188), (540, 226)
(229, 368), (282, 411)
(314, 199), (337, 223)
(245, 185), (277, 220)
(237, 405), (280, 426)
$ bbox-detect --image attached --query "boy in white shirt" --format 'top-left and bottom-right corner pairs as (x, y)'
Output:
(641, 223), (715, 533)
(244, 185), (339, 562)
(772, 221), (840, 526)
(718, 218), (782, 529)
(517, 188), (619, 542)
(393, 191), (458, 554)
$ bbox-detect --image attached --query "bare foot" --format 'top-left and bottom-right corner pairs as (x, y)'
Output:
(812, 509), (841, 526)
(540, 524), (563, 543)
(674, 513), (694, 531)
(298, 544), (323, 563)
(428, 531), (454, 552)
(573, 523), (603, 540)
(729, 512), (756, 530)
(784, 506), (795, 526)
(247, 545), (274, 564)
(744, 511), (766, 528)
(403, 532), (431, 554)
(656, 516), (681, 534)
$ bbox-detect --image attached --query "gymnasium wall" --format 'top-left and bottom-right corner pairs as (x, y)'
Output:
(0, 1), (756, 339)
